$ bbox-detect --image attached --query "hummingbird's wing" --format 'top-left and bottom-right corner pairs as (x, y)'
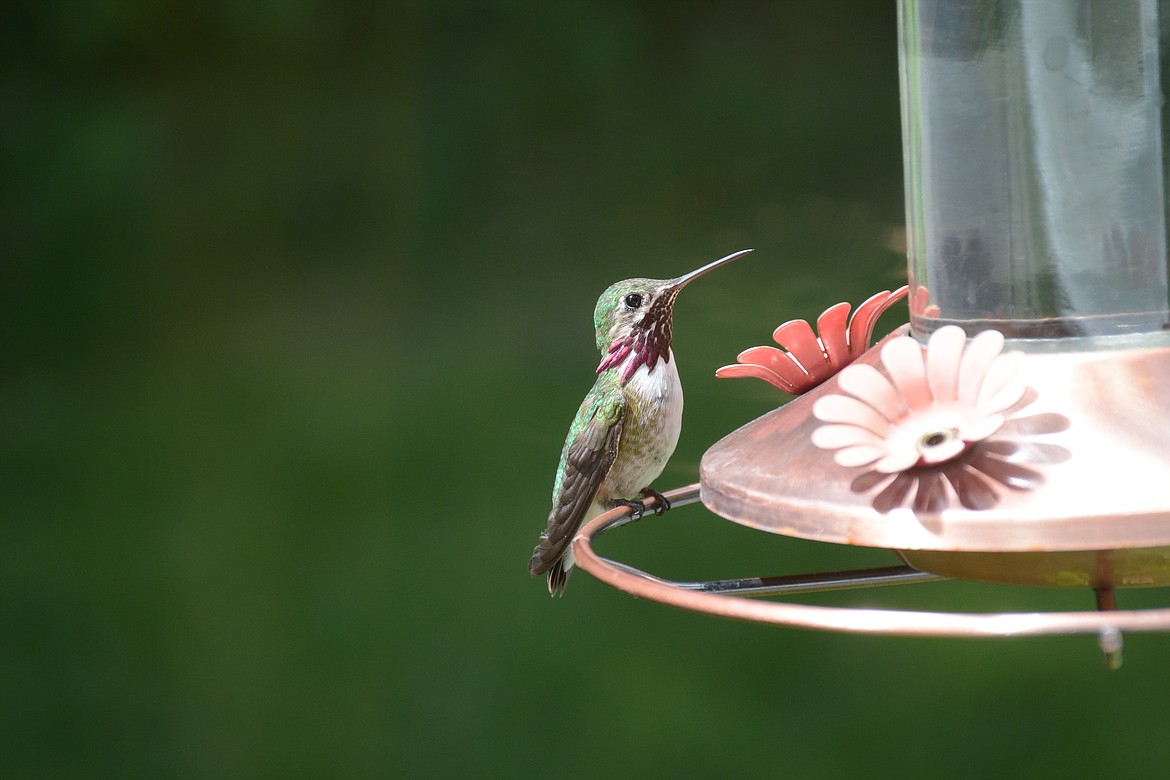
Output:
(529, 395), (624, 592)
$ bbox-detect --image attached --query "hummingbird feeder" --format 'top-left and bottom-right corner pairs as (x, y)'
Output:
(571, 0), (1170, 666)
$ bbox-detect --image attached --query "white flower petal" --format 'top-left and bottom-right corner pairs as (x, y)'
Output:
(961, 412), (1005, 442)
(809, 324), (1037, 481)
(873, 451), (922, 473)
(812, 394), (891, 435)
(834, 445), (886, 468)
(836, 363), (904, 421)
(982, 380), (1027, 417)
(926, 326), (965, 405)
(977, 350), (1027, 413)
(958, 330), (1005, 405)
(880, 336), (931, 411)
(812, 423), (884, 450)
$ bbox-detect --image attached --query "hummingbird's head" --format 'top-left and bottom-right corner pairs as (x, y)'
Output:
(594, 249), (751, 385)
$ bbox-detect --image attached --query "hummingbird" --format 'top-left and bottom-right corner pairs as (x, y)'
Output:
(529, 249), (752, 596)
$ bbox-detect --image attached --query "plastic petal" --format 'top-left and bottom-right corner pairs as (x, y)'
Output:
(714, 363), (802, 394)
(771, 319), (826, 371)
(815, 302), (851, 370)
(848, 286), (908, 356)
(880, 336), (931, 411)
(960, 412), (1006, 443)
(836, 363), (904, 421)
(957, 330), (1005, 406)
(977, 350), (1027, 414)
(925, 325), (966, 405)
(812, 394), (891, 436)
(811, 423), (884, 450)
(873, 450), (922, 474)
(833, 445), (886, 468)
(735, 345), (812, 386)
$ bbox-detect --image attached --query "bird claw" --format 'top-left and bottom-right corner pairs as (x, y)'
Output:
(615, 489), (671, 523)
(614, 498), (648, 521)
(638, 488), (671, 515)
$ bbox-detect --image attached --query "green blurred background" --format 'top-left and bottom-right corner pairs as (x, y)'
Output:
(4, 2), (1170, 777)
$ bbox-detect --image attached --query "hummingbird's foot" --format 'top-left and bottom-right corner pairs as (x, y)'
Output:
(614, 498), (648, 521)
(639, 488), (672, 515)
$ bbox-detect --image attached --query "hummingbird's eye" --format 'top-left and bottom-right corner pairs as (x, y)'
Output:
(623, 293), (644, 309)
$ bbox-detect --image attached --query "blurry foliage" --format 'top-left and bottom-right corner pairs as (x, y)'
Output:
(2, 2), (1169, 778)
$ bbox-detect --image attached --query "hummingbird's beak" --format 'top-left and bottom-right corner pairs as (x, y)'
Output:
(668, 248), (752, 291)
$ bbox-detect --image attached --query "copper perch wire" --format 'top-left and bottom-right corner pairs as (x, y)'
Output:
(571, 484), (1170, 639)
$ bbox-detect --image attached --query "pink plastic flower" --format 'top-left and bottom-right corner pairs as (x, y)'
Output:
(716, 286), (908, 395)
(811, 326), (1026, 473)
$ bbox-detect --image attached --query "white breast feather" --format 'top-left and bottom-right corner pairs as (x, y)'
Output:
(606, 348), (683, 499)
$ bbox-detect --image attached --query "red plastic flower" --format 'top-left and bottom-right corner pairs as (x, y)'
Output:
(909, 285), (941, 319)
(716, 286), (908, 395)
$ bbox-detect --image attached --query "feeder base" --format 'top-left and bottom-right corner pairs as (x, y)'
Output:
(897, 547), (1170, 589)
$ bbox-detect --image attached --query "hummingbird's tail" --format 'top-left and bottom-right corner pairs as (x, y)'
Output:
(529, 537), (574, 597)
(546, 556), (572, 597)
(531, 493), (600, 597)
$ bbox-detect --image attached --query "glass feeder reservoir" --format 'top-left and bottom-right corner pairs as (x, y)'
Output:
(701, 0), (1170, 589)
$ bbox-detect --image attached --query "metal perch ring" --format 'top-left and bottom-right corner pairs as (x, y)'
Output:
(571, 484), (1170, 642)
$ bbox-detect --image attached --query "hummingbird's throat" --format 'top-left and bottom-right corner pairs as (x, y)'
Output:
(597, 310), (674, 386)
